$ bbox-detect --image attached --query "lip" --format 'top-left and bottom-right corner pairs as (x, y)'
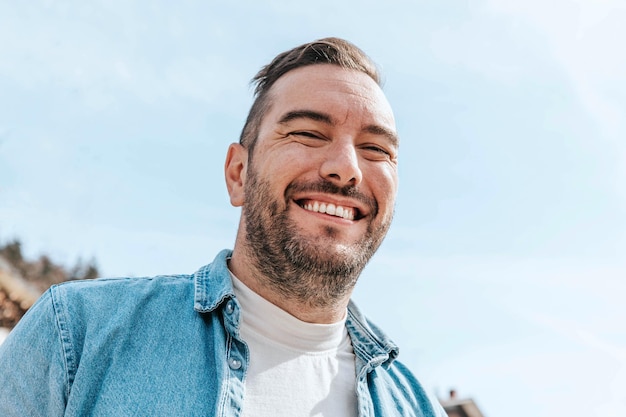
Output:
(291, 193), (369, 220)
(292, 200), (358, 224)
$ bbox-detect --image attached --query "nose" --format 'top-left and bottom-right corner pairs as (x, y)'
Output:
(319, 140), (363, 187)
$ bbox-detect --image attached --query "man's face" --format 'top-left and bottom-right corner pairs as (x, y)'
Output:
(236, 64), (398, 305)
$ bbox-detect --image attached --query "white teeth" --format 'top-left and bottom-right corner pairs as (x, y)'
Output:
(301, 201), (355, 220)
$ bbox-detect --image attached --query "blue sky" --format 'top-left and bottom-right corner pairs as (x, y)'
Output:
(1, 1), (625, 416)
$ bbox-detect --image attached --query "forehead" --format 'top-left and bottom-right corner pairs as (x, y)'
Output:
(264, 64), (396, 131)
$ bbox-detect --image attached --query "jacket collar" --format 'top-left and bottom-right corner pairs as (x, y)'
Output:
(347, 300), (399, 370)
(193, 249), (235, 313)
(193, 249), (399, 369)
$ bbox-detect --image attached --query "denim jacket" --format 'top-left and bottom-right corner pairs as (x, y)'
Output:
(0, 249), (447, 417)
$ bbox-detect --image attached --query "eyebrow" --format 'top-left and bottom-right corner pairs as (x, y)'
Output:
(278, 110), (333, 125)
(278, 109), (399, 148)
(363, 124), (399, 149)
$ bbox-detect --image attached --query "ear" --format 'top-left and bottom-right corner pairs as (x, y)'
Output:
(224, 143), (248, 207)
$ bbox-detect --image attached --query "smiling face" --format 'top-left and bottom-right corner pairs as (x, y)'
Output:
(226, 64), (398, 307)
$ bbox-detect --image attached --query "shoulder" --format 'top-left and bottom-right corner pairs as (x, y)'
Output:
(367, 355), (447, 417)
(51, 274), (194, 305)
(47, 274), (197, 333)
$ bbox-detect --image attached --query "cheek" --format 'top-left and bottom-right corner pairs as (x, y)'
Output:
(265, 147), (320, 179)
(368, 167), (398, 206)
(253, 158), (313, 195)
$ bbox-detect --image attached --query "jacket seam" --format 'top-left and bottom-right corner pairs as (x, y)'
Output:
(50, 286), (74, 401)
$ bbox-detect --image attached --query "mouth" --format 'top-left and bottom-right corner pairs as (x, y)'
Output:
(296, 199), (361, 221)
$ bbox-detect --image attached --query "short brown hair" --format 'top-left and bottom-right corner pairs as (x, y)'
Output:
(238, 38), (381, 154)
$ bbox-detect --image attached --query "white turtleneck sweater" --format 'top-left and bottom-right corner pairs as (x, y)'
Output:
(230, 273), (358, 417)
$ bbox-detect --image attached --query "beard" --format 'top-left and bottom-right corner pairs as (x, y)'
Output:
(242, 164), (393, 308)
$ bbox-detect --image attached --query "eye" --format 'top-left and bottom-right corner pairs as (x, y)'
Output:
(288, 131), (329, 147)
(361, 144), (394, 160)
(364, 145), (390, 155)
(291, 131), (323, 139)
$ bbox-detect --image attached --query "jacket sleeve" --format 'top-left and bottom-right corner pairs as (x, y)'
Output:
(0, 290), (69, 416)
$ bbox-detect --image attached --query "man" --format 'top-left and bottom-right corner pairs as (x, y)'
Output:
(0, 38), (447, 416)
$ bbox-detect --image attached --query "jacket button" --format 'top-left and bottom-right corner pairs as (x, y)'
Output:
(225, 301), (234, 314)
(228, 358), (242, 370)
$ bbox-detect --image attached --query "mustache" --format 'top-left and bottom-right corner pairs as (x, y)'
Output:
(285, 179), (378, 216)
